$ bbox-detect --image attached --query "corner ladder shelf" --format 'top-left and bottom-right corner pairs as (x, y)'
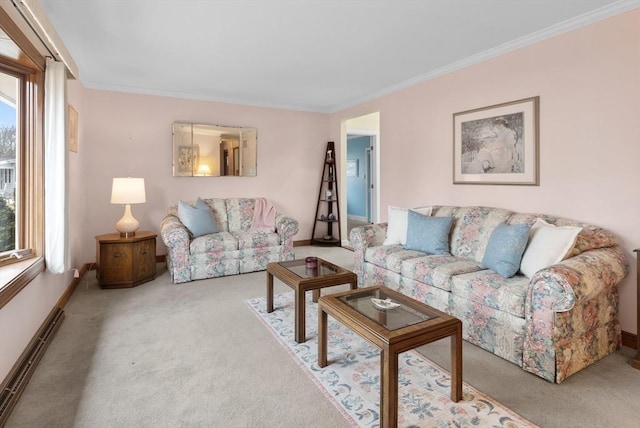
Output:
(311, 141), (341, 246)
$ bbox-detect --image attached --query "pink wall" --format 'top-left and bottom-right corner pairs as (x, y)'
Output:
(71, 88), (330, 259)
(329, 10), (640, 334)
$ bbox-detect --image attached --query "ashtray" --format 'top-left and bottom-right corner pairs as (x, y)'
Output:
(371, 298), (401, 310)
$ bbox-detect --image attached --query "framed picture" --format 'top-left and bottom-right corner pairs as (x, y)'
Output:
(346, 159), (359, 177)
(453, 96), (539, 185)
(177, 145), (199, 174)
(68, 104), (78, 152)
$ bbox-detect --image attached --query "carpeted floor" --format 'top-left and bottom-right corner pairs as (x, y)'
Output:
(247, 292), (538, 427)
(5, 246), (640, 427)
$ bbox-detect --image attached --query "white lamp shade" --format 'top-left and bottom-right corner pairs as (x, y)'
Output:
(197, 164), (212, 175)
(110, 177), (146, 204)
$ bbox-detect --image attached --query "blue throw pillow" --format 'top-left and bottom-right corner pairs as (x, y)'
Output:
(404, 210), (453, 255)
(194, 197), (211, 211)
(178, 199), (219, 237)
(482, 223), (530, 278)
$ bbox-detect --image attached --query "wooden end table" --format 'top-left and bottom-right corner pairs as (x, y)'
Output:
(633, 249), (639, 370)
(95, 231), (156, 289)
(318, 285), (462, 428)
(266, 258), (357, 343)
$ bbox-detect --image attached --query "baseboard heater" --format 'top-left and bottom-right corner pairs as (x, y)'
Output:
(0, 306), (64, 427)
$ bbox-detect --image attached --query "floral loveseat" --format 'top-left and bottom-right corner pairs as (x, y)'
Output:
(161, 198), (298, 283)
(350, 205), (629, 383)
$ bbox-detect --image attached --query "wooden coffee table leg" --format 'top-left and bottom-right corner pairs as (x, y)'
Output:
(451, 322), (463, 402)
(295, 289), (306, 343)
(380, 346), (398, 428)
(266, 271), (274, 313)
(318, 305), (328, 367)
(312, 289), (320, 303)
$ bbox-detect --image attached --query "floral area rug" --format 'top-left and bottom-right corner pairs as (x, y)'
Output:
(246, 292), (538, 428)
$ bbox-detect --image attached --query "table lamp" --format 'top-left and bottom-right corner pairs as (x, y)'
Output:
(110, 177), (146, 237)
(197, 164), (212, 176)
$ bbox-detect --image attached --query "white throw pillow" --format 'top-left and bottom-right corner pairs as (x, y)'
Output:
(520, 218), (582, 278)
(383, 205), (432, 245)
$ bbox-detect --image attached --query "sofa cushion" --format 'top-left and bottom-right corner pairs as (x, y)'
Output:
(482, 223), (530, 278)
(178, 199), (219, 237)
(520, 219), (582, 278)
(448, 206), (513, 263)
(450, 270), (530, 318)
(383, 205), (432, 245)
(553, 219), (616, 255)
(401, 255), (483, 291)
(233, 230), (280, 249)
(399, 277), (452, 312)
(189, 231), (238, 254)
(364, 245), (426, 273)
(404, 211), (453, 254)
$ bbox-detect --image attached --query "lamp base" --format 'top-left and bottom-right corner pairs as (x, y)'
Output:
(115, 204), (140, 237)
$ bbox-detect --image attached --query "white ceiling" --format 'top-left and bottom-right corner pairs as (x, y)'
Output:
(38, 0), (635, 113)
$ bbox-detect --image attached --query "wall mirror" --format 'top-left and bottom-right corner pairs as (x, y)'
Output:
(172, 122), (257, 177)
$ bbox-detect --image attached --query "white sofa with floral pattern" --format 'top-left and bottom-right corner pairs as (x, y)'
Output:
(349, 205), (629, 383)
(161, 198), (298, 283)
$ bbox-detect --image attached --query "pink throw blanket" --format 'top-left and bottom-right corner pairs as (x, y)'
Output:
(251, 198), (276, 231)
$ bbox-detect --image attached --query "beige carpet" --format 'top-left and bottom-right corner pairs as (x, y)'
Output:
(5, 246), (639, 427)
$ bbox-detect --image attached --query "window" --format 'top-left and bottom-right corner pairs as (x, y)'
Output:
(0, 12), (45, 306)
(0, 71), (18, 255)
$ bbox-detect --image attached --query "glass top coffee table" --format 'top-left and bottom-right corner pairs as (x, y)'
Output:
(318, 285), (462, 427)
(266, 257), (357, 343)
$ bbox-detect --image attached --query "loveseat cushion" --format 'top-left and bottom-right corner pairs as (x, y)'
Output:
(189, 231), (238, 254)
(450, 270), (530, 318)
(178, 199), (219, 237)
(401, 255), (483, 291)
(199, 198), (229, 232)
(233, 230), (281, 249)
(225, 198), (256, 232)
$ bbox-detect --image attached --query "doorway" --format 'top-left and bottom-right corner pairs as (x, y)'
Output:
(344, 112), (380, 244)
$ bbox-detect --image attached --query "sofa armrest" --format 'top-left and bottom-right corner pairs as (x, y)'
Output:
(275, 214), (299, 242)
(523, 245), (628, 382)
(350, 223), (388, 285)
(350, 222), (388, 249)
(160, 214), (191, 283)
(528, 246), (629, 313)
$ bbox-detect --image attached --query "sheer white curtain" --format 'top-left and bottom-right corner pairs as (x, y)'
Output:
(44, 58), (68, 274)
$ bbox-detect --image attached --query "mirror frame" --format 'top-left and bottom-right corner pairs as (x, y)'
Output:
(172, 122), (257, 177)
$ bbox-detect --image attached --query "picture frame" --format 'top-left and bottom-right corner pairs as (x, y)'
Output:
(346, 159), (359, 177)
(68, 104), (78, 153)
(177, 145), (199, 174)
(453, 96), (539, 185)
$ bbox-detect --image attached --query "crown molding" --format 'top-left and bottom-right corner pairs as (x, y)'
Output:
(329, 0), (640, 113)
